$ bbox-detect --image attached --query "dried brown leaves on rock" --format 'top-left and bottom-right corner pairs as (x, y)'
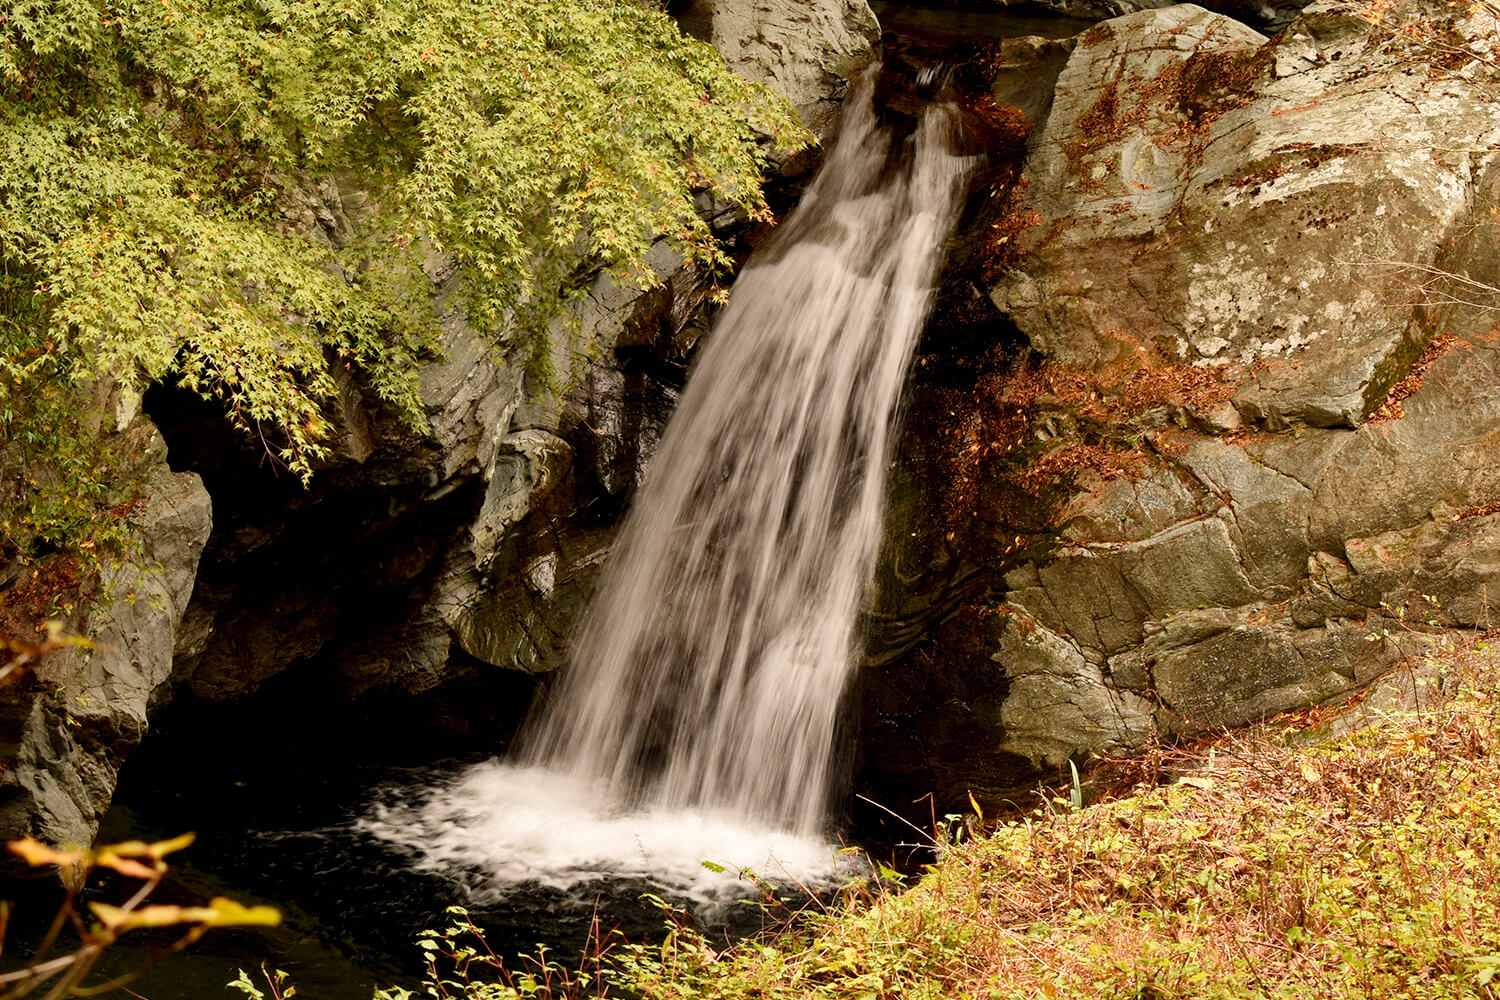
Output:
(1060, 27), (1271, 187)
(941, 337), (1242, 529)
(1369, 332), (1458, 422)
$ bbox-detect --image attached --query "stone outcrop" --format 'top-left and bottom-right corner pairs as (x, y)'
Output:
(862, 0), (1500, 813)
(999, 2), (1500, 428)
(162, 228), (697, 705)
(677, 0), (881, 138)
(0, 417), (211, 849)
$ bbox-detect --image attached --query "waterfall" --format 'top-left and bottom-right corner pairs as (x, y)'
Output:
(362, 76), (970, 899)
(523, 81), (970, 833)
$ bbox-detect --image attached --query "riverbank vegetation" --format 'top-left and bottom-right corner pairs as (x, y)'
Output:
(381, 629), (1500, 1000)
(0, 0), (802, 557)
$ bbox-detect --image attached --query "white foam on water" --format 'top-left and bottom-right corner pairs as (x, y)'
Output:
(357, 760), (851, 904)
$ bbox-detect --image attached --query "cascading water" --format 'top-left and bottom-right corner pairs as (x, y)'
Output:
(363, 75), (971, 900)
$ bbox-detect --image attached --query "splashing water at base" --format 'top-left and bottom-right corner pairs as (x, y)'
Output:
(362, 74), (971, 903)
(358, 762), (860, 904)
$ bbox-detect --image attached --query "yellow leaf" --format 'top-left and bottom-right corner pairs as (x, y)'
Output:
(94, 852), (160, 880)
(967, 790), (985, 824)
(147, 832), (196, 859)
(89, 898), (279, 932)
(1299, 763), (1322, 784)
(100, 839), (154, 857)
(8, 839), (87, 870)
(90, 903), (188, 931)
(88, 902), (128, 929)
(200, 897), (282, 928)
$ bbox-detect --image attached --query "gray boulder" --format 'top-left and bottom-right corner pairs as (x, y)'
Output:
(677, 0), (881, 138)
(993, 2), (1500, 429)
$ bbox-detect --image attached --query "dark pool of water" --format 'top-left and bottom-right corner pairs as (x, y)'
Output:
(21, 676), (822, 1000)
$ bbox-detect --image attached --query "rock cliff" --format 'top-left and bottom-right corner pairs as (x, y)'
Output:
(0, 401), (212, 850)
(863, 0), (1500, 813)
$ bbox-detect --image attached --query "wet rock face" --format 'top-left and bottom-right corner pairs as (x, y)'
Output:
(861, 0), (1500, 814)
(155, 235), (699, 706)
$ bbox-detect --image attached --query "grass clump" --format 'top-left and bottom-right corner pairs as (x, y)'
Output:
(594, 634), (1500, 999)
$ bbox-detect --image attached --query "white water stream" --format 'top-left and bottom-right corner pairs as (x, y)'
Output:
(363, 77), (971, 901)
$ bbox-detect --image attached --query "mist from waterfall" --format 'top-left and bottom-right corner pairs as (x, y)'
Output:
(362, 76), (971, 899)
